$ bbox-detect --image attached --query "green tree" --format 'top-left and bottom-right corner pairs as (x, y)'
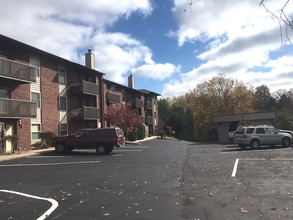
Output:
(274, 109), (293, 130)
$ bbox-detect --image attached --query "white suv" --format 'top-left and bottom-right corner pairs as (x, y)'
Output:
(233, 125), (292, 149)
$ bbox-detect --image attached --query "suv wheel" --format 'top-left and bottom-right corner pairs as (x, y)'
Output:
(250, 139), (260, 149)
(55, 143), (66, 153)
(282, 137), (291, 148)
(96, 145), (107, 155)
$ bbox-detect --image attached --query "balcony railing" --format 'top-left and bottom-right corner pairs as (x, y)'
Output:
(70, 80), (99, 96)
(146, 116), (153, 124)
(133, 99), (143, 108)
(0, 98), (37, 118)
(0, 57), (37, 83)
(107, 92), (121, 104)
(146, 101), (152, 110)
(70, 106), (100, 120)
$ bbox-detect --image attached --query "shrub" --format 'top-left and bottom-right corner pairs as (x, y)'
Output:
(137, 125), (146, 140)
(39, 132), (56, 148)
(128, 132), (138, 141)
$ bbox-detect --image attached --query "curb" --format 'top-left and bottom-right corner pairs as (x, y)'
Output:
(0, 148), (54, 162)
(125, 136), (158, 144)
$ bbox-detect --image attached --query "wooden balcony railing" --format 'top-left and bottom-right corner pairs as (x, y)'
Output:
(133, 99), (143, 108)
(146, 101), (152, 109)
(0, 98), (37, 118)
(0, 57), (37, 83)
(70, 106), (100, 120)
(146, 116), (153, 124)
(107, 92), (121, 104)
(70, 80), (99, 96)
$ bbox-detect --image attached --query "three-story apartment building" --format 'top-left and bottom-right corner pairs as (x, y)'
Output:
(0, 35), (159, 153)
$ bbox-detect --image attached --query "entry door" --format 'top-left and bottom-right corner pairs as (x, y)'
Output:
(0, 122), (4, 153)
(5, 124), (13, 153)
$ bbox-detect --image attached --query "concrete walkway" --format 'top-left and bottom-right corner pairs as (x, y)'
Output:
(0, 136), (158, 162)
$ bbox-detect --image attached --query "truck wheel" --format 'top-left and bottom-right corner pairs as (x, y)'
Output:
(282, 137), (291, 148)
(250, 139), (259, 149)
(96, 145), (107, 155)
(55, 143), (66, 153)
(107, 146), (114, 153)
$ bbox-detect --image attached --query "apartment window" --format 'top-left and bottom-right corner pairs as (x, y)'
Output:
(30, 55), (40, 77)
(59, 96), (67, 110)
(0, 88), (9, 98)
(58, 66), (66, 84)
(31, 124), (41, 140)
(60, 123), (68, 136)
(31, 92), (41, 108)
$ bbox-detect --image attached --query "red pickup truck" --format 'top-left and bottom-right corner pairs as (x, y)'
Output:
(53, 127), (125, 155)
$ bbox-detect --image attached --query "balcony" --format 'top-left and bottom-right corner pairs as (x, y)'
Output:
(146, 116), (153, 124)
(0, 57), (36, 83)
(0, 98), (37, 118)
(132, 99), (143, 108)
(146, 101), (152, 110)
(70, 80), (99, 96)
(107, 92), (121, 104)
(70, 106), (100, 120)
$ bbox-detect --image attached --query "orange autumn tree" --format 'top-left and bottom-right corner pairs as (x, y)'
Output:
(105, 104), (143, 140)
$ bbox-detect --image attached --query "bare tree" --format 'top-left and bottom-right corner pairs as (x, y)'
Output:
(260, 0), (293, 44)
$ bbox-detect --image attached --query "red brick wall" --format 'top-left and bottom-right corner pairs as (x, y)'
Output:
(40, 58), (60, 135)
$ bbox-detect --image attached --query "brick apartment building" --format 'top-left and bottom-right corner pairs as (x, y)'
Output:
(0, 35), (159, 153)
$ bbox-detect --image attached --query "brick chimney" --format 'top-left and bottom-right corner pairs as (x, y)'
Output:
(128, 74), (134, 89)
(85, 49), (95, 69)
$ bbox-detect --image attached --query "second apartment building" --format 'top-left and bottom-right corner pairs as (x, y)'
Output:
(0, 35), (159, 152)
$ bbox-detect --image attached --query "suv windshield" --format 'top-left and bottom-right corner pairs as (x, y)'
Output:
(234, 128), (244, 134)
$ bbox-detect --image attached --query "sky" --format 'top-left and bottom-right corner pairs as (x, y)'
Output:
(1, 0), (293, 97)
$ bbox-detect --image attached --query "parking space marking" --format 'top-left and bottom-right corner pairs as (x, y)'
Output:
(231, 158), (293, 177)
(122, 146), (150, 149)
(0, 160), (100, 167)
(114, 149), (143, 152)
(0, 189), (58, 220)
(231, 158), (239, 177)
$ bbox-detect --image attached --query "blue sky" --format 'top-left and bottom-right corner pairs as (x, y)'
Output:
(1, 0), (293, 97)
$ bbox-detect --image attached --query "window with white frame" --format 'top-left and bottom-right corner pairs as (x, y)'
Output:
(60, 123), (68, 136)
(31, 124), (41, 140)
(59, 96), (67, 110)
(31, 92), (41, 108)
(58, 66), (66, 84)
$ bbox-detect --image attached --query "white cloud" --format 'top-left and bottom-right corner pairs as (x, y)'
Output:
(161, 0), (293, 97)
(131, 63), (180, 80)
(0, 0), (154, 84)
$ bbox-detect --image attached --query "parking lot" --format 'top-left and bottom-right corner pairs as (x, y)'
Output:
(0, 140), (292, 219)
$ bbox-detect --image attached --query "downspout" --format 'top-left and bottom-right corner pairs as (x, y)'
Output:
(100, 74), (105, 128)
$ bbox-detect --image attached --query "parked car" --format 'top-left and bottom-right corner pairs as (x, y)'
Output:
(233, 125), (292, 149)
(53, 127), (125, 155)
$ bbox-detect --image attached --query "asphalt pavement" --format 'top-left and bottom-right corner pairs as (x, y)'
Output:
(0, 139), (292, 219)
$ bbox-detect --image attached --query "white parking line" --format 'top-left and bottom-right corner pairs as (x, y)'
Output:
(0, 189), (58, 220)
(0, 161), (100, 167)
(231, 158), (239, 177)
(122, 146), (150, 149)
(231, 158), (293, 177)
(114, 149), (143, 152)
